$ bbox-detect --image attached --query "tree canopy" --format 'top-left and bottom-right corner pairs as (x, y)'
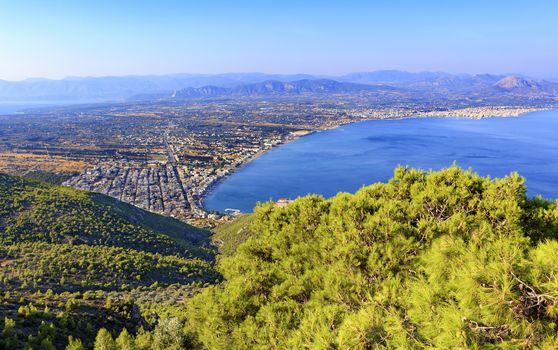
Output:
(0, 173), (218, 349)
(186, 166), (558, 349)
(4, 166), (558, 349)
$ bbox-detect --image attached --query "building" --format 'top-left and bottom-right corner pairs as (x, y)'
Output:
(276, 198), (293, 208)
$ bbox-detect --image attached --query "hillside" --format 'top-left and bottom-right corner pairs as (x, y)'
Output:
(0, 73), (315, 101)
(3, 71), (557, 104)
(211, 214), (255, 257)
(185, 166), (558, 349)
(4, 167), (558, 349)
(0, 173), (219, 349)
(172, 79), (395, 99)
(169, 75), (558, 106)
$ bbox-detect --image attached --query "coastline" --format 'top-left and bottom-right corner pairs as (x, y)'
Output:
(199, 131), (316, 212)
(200, 106), (552, 215)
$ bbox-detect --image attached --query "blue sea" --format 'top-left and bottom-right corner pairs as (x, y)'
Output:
(0, 101), (91, 115)
(204, 109), (558, 213)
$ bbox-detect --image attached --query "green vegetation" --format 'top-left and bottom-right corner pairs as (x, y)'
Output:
(186, 166), (558, 349)
(23, 171), (77, 185)
(89, 193), (210, 247)
(0, 243), (214, 290)
(0, 173), (218, 349)
(0, 173), (211, 258)
(212, 214), (255, 256)
(4, 166), (558, 349)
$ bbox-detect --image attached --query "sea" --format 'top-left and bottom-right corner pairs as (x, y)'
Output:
(0, 101), (93, 115)
(204, 109), (558, 213)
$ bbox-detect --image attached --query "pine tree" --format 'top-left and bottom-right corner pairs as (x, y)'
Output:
(133, 328), (153, 350)
(2, 317), (18, 349)
(184, 166), (558, 348)
(94, 328), (116, 350)
(115, 328), (135, 350)
(65, 336), (85, 350)
(152, 318), (186, 350)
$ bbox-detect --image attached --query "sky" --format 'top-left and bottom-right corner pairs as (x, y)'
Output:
(0, 0), (557, 81)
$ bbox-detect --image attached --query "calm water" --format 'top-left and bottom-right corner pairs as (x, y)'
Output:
(0, 101), (95, 115)
(204, 110), (558, 213)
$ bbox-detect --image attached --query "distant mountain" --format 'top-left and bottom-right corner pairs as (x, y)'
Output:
(495, 76), (534, 89)
(0, 73), (316, 101)
(395, 73), (558, 96)
(234, 79), (395, 94)
(402, 74), (501, 92)
(337, 71), (558, 94)
(1, 71), (557, 102)
(337, 70), (451, 85)
(173, 79), (397, 98)
(171, 85), (229, 98)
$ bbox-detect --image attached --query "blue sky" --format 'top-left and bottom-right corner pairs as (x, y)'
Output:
(1, 0), (556, 80)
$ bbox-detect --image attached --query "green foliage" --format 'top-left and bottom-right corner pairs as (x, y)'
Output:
(151, 318), (188, 350)
(24, 321), (57, 350)
(0, 173), (211, 259)
(5, 166), (558, 349)
(86, 319), (189, 350)
(1, 317), (18, 349)
(93, 328), (116, 350)
(23, 170), (76, 185)
(90, 193), (210, 247)
(0, 242), (216, 290)
(0, 173), (219, 349)
(133, 328), (153, 350)
(115, 328), (135, 350)
(65, 336), (85, 350)
(212, 214), (255, 256)
(186, 166), (558, 349)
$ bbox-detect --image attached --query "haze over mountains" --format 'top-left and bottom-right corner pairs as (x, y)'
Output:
(1, 70), (557, 102)
(172, 79), (397, 99)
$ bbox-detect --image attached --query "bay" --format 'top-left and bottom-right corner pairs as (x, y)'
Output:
(204, 109), (558, 213)
(0, 100), (95, 115)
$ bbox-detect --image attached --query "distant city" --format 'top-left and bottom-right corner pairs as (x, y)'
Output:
(1, 71), (556, 226)
(3, 0), (558, 347)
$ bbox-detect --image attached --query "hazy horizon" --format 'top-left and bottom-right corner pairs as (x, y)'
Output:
(1, 69), (558, 84)
(1, 0), (557, 81)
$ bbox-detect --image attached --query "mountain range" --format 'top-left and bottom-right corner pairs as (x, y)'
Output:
(171, 74), (558, 100)
(1, 71), (557, 102)
(172, 79), (398, 98)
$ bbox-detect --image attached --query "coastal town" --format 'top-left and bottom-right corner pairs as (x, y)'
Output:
(0, 96), (550, 226)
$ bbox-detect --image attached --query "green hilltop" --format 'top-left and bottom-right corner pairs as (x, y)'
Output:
(211, 213), (255, 257)
(0, 173), (219, 349)
(3, 166), (558, 349)
(187, 166), (558, 349)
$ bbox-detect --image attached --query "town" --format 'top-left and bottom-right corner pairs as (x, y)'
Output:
(0, 96), (549, 226)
